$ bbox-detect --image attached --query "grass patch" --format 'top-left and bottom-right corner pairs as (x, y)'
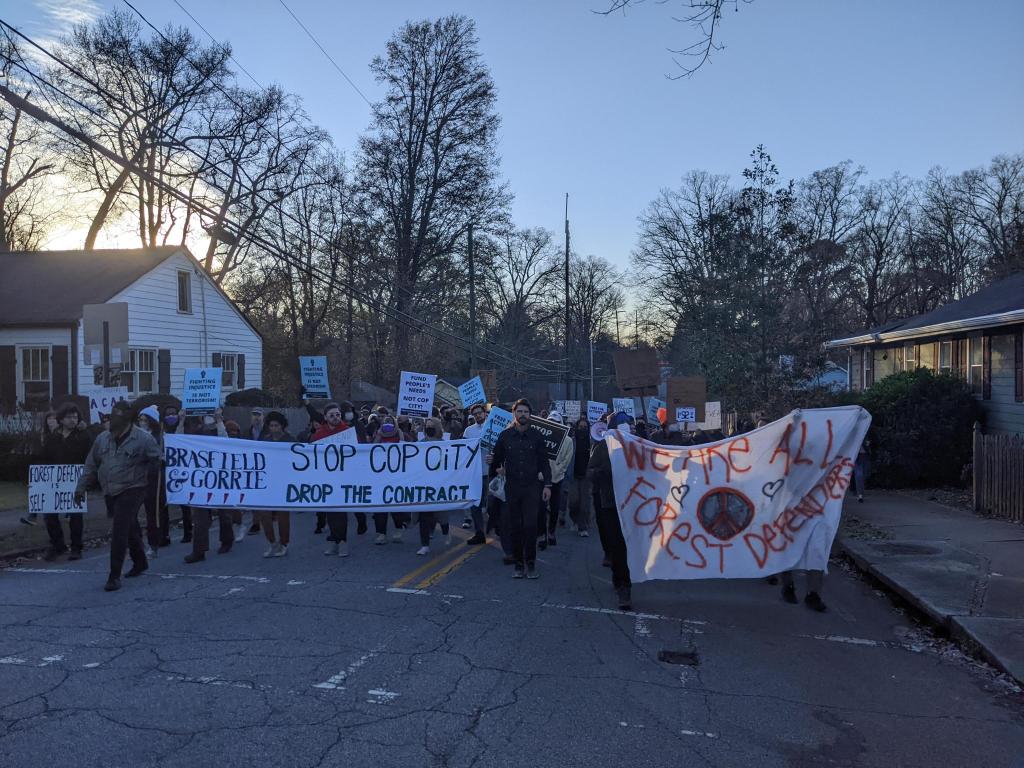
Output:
(0, 481), (26, 511)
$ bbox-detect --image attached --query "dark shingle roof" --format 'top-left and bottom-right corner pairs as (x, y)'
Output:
(0, 247), (180, 326)
(895, 271), (1024, 331)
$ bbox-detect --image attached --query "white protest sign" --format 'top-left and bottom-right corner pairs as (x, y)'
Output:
(81, 386), (129, 423)
(646, 397), (666, 424)
(703, 401), (722, 430)
(164, 433), (482, 514)
(612, 398), (635, 418)
(587, 401), (608, 424)
(479, 406), (513, 449)
(299, 356), (331, 399)
(607, 406), (871, 581)
(564, 400), (581, 421)
(458, 376), (486, 407)
(316, 427), (358, 447)
(398, 371), (437, 418)
(675, 406), (696, 423)
(182, 368), (222, 415)
(28, 464), (86, 514)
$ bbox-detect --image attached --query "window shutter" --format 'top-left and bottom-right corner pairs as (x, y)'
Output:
(0, 346), (15, 414)
(158, 349), (171, 394)
(914, 344), (920, 369)
(951, 339), (962, 377)
(237, 354), (246, 389)
(933, 342), (939, 371)
(866, 349), (874, 387)
(1015, 328), (1023, 403)
(212, 352), (222, 368)
(982, 334), (992, 400)
(51, 346), (69, 405)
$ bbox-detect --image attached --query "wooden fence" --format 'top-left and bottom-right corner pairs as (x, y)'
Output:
(973, 423), (1024, 522)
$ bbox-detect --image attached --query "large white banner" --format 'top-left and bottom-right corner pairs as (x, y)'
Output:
(164, 434), (482, 514)
(607, 406), (870, 581)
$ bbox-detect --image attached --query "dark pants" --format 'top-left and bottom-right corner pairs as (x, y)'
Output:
(45, 513), (83, 551)
(595, 504), (631, 589)
(506, 486), (540, 567)
(418, 513), (450, 546)
(144, 469), (170, 548)
(326, 512), (366, 543)
(540, 481), (562, 536)
(107, 487), (147, 579)
(192, 509), (233, 555)
(593, 486), (608, 556)
(316, 511), (327, 531)
(374, 512), (409, 534)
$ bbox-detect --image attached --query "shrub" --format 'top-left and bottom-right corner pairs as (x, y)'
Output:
(859, 368), (980, 488)
(224, 388), (288, 408)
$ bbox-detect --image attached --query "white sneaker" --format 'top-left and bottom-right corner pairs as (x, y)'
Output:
(324, 542), (339, 556)
(391, 529), (403, 543)
(337, 542), (349, 557)
(233, 524), (245, 543)
(579, 529), (590, 538)
(272, 543), (288, 558)
(263, 544), (276, 558)
(416, 546), (430, 556)
(375, 533), (387, 545)
(144, 543), (154, 557)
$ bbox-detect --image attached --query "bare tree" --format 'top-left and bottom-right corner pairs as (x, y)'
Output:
(957, 154), (1024, 281)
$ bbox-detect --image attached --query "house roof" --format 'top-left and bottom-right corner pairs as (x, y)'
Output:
(826, 272), (1024, 348)
(0, 247), (180, 327)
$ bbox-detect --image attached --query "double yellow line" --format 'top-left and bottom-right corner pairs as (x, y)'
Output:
(391, 528), (494, 590)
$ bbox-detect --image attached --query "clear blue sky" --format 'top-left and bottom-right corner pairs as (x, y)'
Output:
(13, 0), (1024, 271)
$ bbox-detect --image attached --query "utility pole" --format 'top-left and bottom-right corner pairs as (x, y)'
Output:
(564, 193), (571, 400)
(589, 340), (595, 401)
(635, 308), (640, 350)
(468, 223), (476, 373)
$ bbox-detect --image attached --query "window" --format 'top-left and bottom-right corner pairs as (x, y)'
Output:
(177, 270), (192, 313)
(221, 353), (237, 390)
(20, 347), (50, 410)
(939, 341), (952, 373)
(121, 349), (156, 395)
(862, 348), (873, 389)
(905, 344), (916, 370)
(969, 337), (984, 395)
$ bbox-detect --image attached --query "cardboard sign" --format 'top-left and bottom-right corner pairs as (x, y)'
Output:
(458, 376), (486, 407)
(675, 407), (697, 423)
(471, 369), (498, 402)
(80, 386), (129, 423)
(398, 371), (437, 417)
(612, 397), (635, 418)
(433, 378), (460, 408)
(527, 415), (571, 462)
(666, 376), (706, 423)
(564, 400), (581, 421)
(646, 397), (666, 424)
(299, 356), (331, 399)
(182, 368), (222, 415)
(703, 401), (722, 430)
(587, 401), (608, 424)
(316, 427), (358, 447)
(28, 464), (86, 514)
(478, 406), (513, 449)
(612, 349), (660, 394)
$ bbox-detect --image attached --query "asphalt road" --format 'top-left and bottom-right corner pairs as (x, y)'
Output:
(1, 513), (1022, 768)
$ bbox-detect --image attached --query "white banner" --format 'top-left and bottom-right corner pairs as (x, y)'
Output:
(607, 406), (870, 581)
(164, 433), (482, 513)
(28, 464), (86, 514)
(398, 371), (436, 418)
(80, 386), (129, 423)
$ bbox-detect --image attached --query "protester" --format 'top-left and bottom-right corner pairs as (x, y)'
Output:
(258, 411), (294, 557)
(297, 408), (326, 533)
(416, 416), (451, 555)
(159, 405), (185, 547)
(853, 437), (871, 502)
(538, 410), (573, 550)
(242, 408), (268, 535)
(589, 412), (633, 609)
(489, 399), (551, 579)
(781, 570), (828, 612)
(21, 411), (60, 527)
(313, 402), (367, 556)
(372, 417), (409, 544)
(460, 403), (489, 546)
(568, 415), (592, 537)
(41, 403), (92, 561)
(184, 409), (234, 564)
(134, 405), (167, 556)
(74, 402), (161, 592)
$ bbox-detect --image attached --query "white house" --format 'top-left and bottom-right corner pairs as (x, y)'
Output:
(0, 247), (262, 414)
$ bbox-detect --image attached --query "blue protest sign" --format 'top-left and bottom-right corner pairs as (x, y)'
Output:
(459, 376), (486, 407)
(182, 368), (222, 415)
(299, 356), (331, 399)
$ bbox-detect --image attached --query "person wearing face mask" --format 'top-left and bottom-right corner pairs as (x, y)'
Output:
(415, 416), (452, 555)
(569, 416), (592, 537)
(488, 399), (552, 579)
(396, 416), (415, 443)
(372, 417), (409, 544)
(41, 403), (93, 560)
(74, 403), (162, 592)
(589, 412), (633, 609)
(312, 401), (368, 556)
(459, 403), (490, 546)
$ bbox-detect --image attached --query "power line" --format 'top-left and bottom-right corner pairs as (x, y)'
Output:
(274, 0), (372, 107)
(170, 0), (264, 90)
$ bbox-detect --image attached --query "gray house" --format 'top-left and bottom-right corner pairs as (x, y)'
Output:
(825, 272), (1024, 434)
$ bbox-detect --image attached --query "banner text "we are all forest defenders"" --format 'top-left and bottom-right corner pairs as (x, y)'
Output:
(163, 435), (483, 513)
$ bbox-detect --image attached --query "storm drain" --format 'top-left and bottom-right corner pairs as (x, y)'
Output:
(658, 650), (699, 666)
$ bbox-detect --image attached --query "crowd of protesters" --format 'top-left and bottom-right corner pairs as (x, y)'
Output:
(21, 394), (839, 611)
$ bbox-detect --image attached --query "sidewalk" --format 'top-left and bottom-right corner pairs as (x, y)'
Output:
(0, 494), (114, 560)
(838, 490), (1024, 684)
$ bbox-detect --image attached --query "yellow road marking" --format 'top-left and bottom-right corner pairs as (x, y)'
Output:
(391, 541), (465, 588)
(414, 540), (491, 589)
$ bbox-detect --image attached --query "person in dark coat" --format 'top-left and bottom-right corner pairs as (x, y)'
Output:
(589, 412), (633, 610)
(42, 403), (93, 561)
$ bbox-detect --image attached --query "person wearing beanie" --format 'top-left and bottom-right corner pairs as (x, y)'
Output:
(372, 417), (410, 544)
(589, 412), (633, 609)
(312, 401), (368, 557)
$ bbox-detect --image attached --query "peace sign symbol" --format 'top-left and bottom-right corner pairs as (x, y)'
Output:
(696, 487), (754, 541)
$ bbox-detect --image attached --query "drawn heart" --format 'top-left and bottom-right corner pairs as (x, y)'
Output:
(696, 488), (755, 541)
(762, 479), (784, 500)
(670, 484), (690, 504)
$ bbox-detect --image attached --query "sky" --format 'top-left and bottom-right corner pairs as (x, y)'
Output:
(6, 0), (1024, 272)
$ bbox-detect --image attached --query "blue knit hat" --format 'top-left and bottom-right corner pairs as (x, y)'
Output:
(609, 411), (634, 428)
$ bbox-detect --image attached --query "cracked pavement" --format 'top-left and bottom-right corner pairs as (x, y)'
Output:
(2, 523), (1023, 767)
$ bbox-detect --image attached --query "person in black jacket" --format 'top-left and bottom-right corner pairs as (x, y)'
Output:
(589, 412), (633, 610)
(42, 403), (93, 561)
(488, 399), (551, 579)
